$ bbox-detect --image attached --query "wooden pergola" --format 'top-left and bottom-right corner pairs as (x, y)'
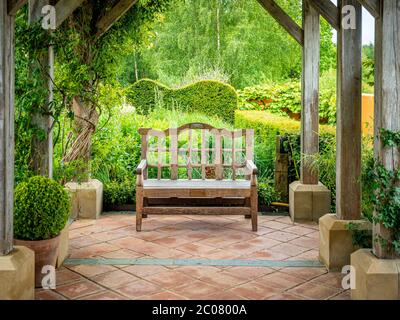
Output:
(0, 0), (399, 268)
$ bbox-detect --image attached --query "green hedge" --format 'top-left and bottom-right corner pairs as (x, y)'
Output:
(126, 79), (238, 123)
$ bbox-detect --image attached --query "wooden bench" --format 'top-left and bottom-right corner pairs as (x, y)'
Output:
(135, 123), (258, 232)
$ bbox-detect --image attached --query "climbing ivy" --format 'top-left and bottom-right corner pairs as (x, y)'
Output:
(370, 129), (400, 255)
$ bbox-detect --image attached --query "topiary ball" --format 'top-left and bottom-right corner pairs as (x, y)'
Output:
(14, 176), (71, 241)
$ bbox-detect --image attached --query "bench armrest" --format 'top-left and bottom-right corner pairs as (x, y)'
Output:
(136, 160), (147, 175)
(246, 160), (258, 175)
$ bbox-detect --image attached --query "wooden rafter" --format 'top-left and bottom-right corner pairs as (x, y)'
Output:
(357, 0), (380, 18)
(256, 0), (304, 46)
(96, 0), (138, 38)
(55, 0), (84, 28)
(309, 0), (339, 30)
(7, 0), (27, 15)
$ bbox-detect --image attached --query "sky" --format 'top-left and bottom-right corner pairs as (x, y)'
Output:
(330, 0), (375, 45)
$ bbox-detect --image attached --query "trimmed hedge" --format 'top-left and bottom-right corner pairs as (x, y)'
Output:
(126, 79), (238, 123)
(14, 176), (71, 241)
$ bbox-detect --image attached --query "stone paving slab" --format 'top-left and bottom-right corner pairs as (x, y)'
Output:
(35, 213), (349, 300)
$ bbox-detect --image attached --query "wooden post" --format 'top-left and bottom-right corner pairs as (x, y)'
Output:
(336, 0), (362, 220)
(0, 0), (15, 256)
(373, 0), (400, 259)
(301, 0), (319, 185)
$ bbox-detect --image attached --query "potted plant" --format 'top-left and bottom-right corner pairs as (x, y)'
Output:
(14, 176), (71, 287)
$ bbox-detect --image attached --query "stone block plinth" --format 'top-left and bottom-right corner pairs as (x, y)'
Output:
(0, 246), (35, 300)
(65, 179), (103, 219)
(319, 214), (371, 271)
(351, 249), (400, 300)
(289, 181), (331, 222)
(56, 223), (70, 268)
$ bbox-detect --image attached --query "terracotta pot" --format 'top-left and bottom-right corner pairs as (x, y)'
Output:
(15, 235), (61, 288)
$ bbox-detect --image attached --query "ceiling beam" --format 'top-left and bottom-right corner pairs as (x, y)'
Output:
(256, 0), (304, 46)
(7, 0), (27, 15)
(308, 0), (339, 30)
(55, 0), (84, 28)
(96, 0), (138, 38)
(357, 0), (380, 19)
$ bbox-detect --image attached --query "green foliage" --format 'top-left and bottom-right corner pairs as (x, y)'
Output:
(126, 79), (238, 123)
(234, 110), (335, 180)
(346, 222), (373, 249)
(14, 176), (71, 241)
(104, 180), (136, 206)
(238, 78), (337, 125)
(123, 0), (336, 89)
(258, 178), (280, 207)
(367, 130), (400, 255)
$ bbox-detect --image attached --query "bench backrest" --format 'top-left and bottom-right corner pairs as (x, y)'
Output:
(139, 123), (254, 181)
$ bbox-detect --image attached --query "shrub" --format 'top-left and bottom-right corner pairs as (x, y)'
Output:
(104, 179), (136, 206)
(126, 79), (238, 123)
(234, 110), (335, 179)
(258, 178), (280, 207)
(14, 176), (71, 241)
(237, 80), (337, 125)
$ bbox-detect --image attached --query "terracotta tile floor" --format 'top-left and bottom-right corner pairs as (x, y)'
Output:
(35, 213), (350, 300)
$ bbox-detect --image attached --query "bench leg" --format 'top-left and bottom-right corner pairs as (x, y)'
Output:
(136, 187), (143, 232)
(143, 198), (148, 219)
(250, 187), (258, 232)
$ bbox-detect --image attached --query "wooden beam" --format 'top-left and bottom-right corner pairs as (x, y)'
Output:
(301, 0), (320, 185)
(256, 0), (304, 46)
(28, 0), (48, 23)
(373, 0), (400, 259)
(55, 0), (84, 28)
(357, 0), (380, 18)
(7, 0), (27, 15)
(336, 0), (362, 220)
(308, 0), (340, 30)
(0, 0), (15, 256)
(96, 0), (138, 38)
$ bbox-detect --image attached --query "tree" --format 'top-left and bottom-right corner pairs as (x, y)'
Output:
(122, 0), (336, 89)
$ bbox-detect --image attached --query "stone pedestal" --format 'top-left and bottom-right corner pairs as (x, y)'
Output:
(65, 179), (103, 219)
(351, 249), (400, 300)
(56, 223), (70, 268)
(289, 181), (331, 222)
(319, 214), (371, 271)
(0, 246), (35, 300)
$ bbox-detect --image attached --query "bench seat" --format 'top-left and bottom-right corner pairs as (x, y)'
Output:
(136, 123), (258, 232)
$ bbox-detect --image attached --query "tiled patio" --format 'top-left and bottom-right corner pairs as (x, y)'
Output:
(35, 213), (349, 300)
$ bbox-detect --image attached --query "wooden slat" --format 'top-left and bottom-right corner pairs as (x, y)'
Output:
(232, 131), (236, 180)
(215, 130), (223, 180)
(373, 0), (400, 259)
(336, 0), (362, 220)
(0, 1), (15, 255)
(187, 129), (193, 180)
(300, 0), (320, 185)
(143, 207), (251, 216)
(357, 0), (380, 18)
(256, 0), (304, 46)
(170, 128), (178, 180)
(7, 0), (27, 15)
(157, 136), (162, 180)
(143, 188), (251, 198)
(55, 0), (85, 28)
(201, 130), (206, 180)
(96, 0), (139, 38)
(308, 0), (339, 30)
